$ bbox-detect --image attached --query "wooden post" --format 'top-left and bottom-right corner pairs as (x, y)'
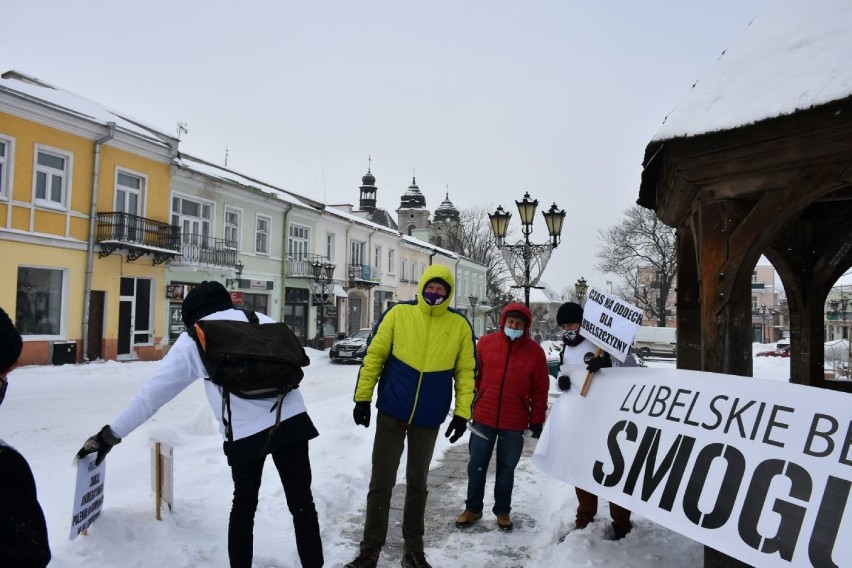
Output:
(580, 347), (602, 397)
(150, 439), (173, 521)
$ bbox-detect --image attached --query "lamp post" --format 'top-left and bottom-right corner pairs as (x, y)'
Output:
(225, 259), (244, 290)
(311, 259), (335, 350)
(468, 294), (479, 334)
(488, 193), (565, 307)
(575, 277), (588, 304)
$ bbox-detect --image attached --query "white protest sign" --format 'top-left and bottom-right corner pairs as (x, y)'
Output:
(69, 455), (105, 539)
(579, 287), (643, 362)
(533, 367), (852, 567)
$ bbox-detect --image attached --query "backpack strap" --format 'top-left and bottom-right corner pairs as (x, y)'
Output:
(240, 309), (259, 324)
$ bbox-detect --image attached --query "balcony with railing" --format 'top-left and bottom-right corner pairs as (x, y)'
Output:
(348, 264), (382, 289)
(173, 234), (238, 269)
(286, 253), (330, 278)
(96, 212), (181, 264)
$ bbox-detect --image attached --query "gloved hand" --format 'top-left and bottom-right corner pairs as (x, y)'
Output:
(444, 415), (467, 443)
(586, 356), (611, 373)
(557, 375), (571, 391)
(529, 424), (543, 439)
(75, 425), (121, 466)
(353, 401), (371, 428)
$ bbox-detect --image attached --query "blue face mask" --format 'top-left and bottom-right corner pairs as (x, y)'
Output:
(504, 327), (523, 341)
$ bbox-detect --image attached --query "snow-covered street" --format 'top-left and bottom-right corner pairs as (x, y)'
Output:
(0, 347), (791, 567)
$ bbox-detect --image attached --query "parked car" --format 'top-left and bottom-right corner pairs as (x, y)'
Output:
(329, 328), (372, 363)
(632, 326), (677, 358)
(756, 346), (791, 357)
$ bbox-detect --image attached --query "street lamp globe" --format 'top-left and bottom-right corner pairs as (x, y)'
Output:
(575, 277), (589, 302)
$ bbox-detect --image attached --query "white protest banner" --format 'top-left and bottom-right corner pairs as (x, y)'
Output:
(579, 287), (643, 362)
(69, 455), (105, 539)
(533, 367), (852, 567)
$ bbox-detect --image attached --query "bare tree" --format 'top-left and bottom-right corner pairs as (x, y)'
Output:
(596, 205), (677, 327)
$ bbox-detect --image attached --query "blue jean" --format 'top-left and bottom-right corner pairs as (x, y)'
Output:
(465, 421), (525, 516)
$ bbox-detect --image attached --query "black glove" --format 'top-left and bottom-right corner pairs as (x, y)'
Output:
(529, 424), (543, 439)
(76, 425), (121, 466)
(586, 356), (611, 373)
(557, 375), (571, 391)
(353, 401), (371, 428)
(444, 415), (467, 443)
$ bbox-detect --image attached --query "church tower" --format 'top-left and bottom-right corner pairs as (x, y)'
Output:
(396, 176), (431, 236)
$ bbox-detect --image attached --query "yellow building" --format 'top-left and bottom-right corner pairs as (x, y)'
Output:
(0, 71), (180, 365)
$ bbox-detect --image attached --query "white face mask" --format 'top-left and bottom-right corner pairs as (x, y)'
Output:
(504, 327), (523, 341)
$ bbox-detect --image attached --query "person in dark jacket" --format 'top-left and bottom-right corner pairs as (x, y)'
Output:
(455, 302), (550, 532)
(0, 306), (51, 567)
(75, 281), (323, 568)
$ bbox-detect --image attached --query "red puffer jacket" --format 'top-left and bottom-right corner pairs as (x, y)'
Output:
(472, 302), (550, 431)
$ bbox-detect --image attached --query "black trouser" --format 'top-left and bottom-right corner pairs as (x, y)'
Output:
(228, 439), (323, 567)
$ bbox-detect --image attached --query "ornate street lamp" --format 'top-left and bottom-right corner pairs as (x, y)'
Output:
(311, 259), (335, 349)
(575, 277), (588, 303)
(488, 192), (565, 307)
(468, 294), (479, 332)
(225, 259), (244, 290)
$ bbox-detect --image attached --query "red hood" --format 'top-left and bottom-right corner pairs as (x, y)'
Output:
(499, 302), (533, 338)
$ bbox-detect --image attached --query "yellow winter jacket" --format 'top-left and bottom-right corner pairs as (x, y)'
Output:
(353, 264), (476, 427)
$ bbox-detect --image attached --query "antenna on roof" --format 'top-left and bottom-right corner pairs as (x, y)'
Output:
(224, 145), (229, 167)
(176, 122), (188, 140)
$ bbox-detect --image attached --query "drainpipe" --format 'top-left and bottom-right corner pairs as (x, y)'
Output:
(279, 203), (292, 322)
(82, 122), (116, 362)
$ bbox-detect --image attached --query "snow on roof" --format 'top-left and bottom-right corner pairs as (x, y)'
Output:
(324, 205), (405, 237)
(175, 154), (312, 208)
(0, 70), (176, 148)
(654, 0), (852, 141)
(401, 234), (458, 259)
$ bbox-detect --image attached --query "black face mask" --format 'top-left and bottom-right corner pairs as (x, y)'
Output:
(563, 329), (583, 347)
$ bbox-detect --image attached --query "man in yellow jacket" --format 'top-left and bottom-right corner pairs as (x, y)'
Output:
(344, 264), (476, 568)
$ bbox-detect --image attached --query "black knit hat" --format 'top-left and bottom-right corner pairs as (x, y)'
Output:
(556, 302), (583, 325)
(182, 281), (234, 328)
(504, 310), (529, 325)
(0, 306), (23, 374)
(423, 277), (451, 296)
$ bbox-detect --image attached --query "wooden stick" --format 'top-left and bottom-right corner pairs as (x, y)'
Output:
(580, 347), (603, 397)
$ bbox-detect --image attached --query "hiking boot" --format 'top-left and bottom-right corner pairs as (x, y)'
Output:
(496, 513), (513, 531)
(610, 523), (633, 541)
(401, 551), (432, 568)
(455, 509), (483, 528)
(344, 547), (381, 568)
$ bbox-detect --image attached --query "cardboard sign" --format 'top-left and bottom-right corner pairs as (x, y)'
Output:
(534, 367), (852, 567)
(580, 287), (643, 362)
(69, 455), (105, 539)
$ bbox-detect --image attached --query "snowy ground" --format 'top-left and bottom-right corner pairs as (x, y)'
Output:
(0, 344), (792, 567)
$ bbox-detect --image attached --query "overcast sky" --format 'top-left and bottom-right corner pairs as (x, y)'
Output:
(2, 0), (770, 294)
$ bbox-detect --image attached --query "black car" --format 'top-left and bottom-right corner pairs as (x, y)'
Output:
(329, 328), (372, 363)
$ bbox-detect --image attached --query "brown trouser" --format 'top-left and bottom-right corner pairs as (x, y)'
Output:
(575, 487), (632, 530)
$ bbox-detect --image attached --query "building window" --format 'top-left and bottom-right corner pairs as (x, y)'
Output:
(387, 249), (395, 275)
(351, 240), (365, 266)
(288, 223), (310, 260)
(33, 146), (71, 208)
(224, 207), (241, 249)
(326, 233), (336, 261)
(115, 169), (145, 216)
(400, 259), (407, 282)
(256, 215), (271, 255)
(374, 246), (382, 268)
(412, 262), (417, 279)
(16, 267), (64, 336)
(0, 136), (12, 200)
(172, 194), (213, 247)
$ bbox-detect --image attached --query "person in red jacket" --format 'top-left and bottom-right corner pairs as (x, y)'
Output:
(455, 302), (549, 531)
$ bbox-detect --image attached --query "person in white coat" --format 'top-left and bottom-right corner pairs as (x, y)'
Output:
(75, 281), (323, 567)
(555, 301), (634, 540)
